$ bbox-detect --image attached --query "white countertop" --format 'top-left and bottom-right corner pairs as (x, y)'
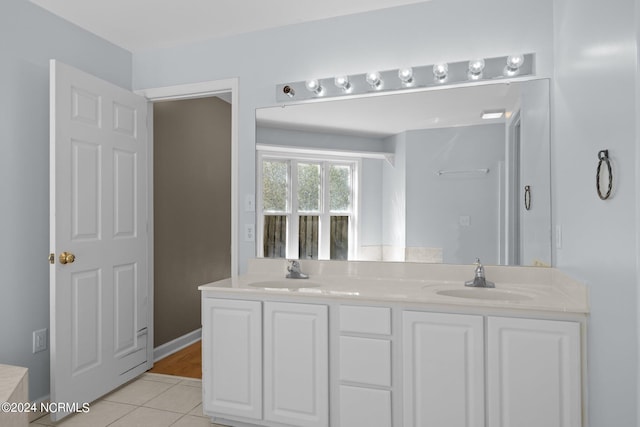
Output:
(199, 259), (589, 314)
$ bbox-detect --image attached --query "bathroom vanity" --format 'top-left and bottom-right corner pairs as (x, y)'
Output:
(199, 259), (588, 427)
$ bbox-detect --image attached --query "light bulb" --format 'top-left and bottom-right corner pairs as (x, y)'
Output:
(504, 54), (525, 76)
(365, 71), (382, 89)
(305, 79), (323, 95)
(398, 67), (414, 85)
(506, 54), (524, 71)
(433, 63), (448, 81)
(334, 76), (351, 91)
(468, 59), (485, 80)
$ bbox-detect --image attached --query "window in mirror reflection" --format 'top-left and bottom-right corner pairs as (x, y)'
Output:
(263, 215), (286, 258)
(262, 160), (288, 211)
(297, 163), (321, 211)
(258, 153), (357, 260)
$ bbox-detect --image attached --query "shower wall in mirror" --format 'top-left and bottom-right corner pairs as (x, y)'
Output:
(255, 79), (550, 266)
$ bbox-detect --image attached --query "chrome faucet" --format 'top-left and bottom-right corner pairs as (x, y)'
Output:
(286, 259), (309, 279)
(465, 258), (494, 288)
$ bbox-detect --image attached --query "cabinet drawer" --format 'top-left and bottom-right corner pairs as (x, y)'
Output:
(339, 305), (391, 335)
(339, 385), (391, 427)
(339, 336), (391, 387)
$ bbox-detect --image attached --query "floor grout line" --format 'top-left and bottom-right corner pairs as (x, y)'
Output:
(30, 374), (207, 426)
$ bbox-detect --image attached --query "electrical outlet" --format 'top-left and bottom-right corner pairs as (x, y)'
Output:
(33, 328), (47, 354)
(245, 224), (255, 242)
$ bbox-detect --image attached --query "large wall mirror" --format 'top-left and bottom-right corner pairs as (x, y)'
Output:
(255, 79), (550, 266)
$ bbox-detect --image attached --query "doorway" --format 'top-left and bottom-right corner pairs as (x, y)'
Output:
(153, 95), (231, 376)
(137, 79), (239, 376)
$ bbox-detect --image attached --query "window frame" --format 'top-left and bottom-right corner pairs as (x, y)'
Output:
(256, 150), (360, 261)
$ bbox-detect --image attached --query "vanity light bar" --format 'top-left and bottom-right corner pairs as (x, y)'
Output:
(276, 53), (535, 102)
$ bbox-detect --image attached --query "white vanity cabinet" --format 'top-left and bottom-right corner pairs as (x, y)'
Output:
(402, 311), (485, 427)
(202, 297), (328, 427)
(487, 316), (582, 427)
(402, 311), (582, 427)
(264, 302), (329, 427)
(202, 298), (262, 420)
(200, 260), (589, 427)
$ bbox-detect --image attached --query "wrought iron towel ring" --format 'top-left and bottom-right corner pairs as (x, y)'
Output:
(524, 185), (531, 210)
(596, 149), (613, 200)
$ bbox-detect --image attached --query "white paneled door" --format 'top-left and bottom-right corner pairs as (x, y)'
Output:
(49, 60), (150, 421)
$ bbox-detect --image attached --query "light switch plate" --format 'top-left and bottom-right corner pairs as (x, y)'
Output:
(33, 328), (47, 354)
(245, 195), (255, 212)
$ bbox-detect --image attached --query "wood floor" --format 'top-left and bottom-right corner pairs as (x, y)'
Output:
(148, 340), (202, 379)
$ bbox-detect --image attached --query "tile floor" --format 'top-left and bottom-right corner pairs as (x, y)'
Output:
(30, 373), (227, 427)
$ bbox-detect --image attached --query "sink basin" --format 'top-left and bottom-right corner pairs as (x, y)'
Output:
(436, 288), (532, 302)
(248, 280), (321, 289)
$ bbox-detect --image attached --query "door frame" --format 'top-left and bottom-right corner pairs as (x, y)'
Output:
(136, 79), (239, 364)
(137, 78), (239, 273)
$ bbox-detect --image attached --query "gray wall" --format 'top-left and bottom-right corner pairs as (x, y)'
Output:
(153, 97), (231, 347)
(552, 0), (639, 425)
(0, 0), (132, 401)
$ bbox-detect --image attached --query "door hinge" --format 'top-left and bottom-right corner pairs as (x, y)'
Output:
(49, 253), (55, 264)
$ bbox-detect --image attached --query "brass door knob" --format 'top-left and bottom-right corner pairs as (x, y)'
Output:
(59, 252), (76, 265)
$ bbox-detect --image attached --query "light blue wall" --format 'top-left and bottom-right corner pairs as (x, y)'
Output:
(5, 0), (637, 423)
(256, 126), (387, 152)
(133, 0), (555, 273)
(382, 133), (406, 254)
(553, 0), (638, 425)
(132, 0), (639, 423)
(0, 0), (132, 401)
(405, 124), (505, 264)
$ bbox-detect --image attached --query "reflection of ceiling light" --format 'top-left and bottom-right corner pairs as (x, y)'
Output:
(433, 63), (448, 82)
(468, 59), (485, 80)
(334, 76), (351, 91)
(305, 79), (323, 95)
(398, 67), (414, 85)
(481, 110), (505, 119)
(365, 71), (382, 89)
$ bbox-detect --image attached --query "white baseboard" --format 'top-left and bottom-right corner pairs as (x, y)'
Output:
(153, 328), (202, 363)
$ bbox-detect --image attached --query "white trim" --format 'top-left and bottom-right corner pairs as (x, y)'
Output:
(145, 103), (155, 369)
(256, 143), (394, 166)
(153, 328), (202, 363)
(137, 78), (239, 277)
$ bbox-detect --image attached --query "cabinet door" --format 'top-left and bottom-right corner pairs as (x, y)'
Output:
(264, 302), (328, 427)
(402, 311), (485, 427)
(487, 317), (581, 427)
(202, 298), (262, 420)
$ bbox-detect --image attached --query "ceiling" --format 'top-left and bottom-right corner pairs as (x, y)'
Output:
(256, 83), (522, 138)
(28, 0), (428, 52)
